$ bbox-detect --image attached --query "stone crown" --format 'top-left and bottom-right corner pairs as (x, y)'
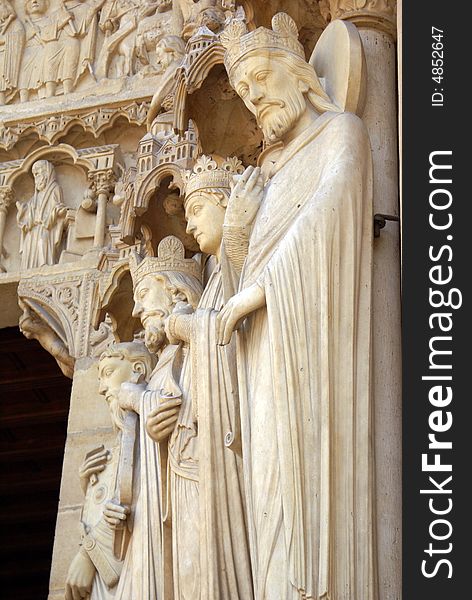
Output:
(183, 155), (244, 202)
(221, 12), (305, 75)
(129, 236), (201, 285)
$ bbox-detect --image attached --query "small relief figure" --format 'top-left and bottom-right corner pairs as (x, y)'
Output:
(61, 0), (107, 86)
(0, 0), (25, 105)
(19, 0), (77, 101)
(65, 341), (156, 600)
(97, 0), (163, 79)
(16, 160), (67, 270)
(173, 0), (226, 40)
(137, 34), (185, 77)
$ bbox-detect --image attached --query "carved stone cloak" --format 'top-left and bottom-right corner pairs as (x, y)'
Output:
(191, 264), (254, 600)
(17, 178), (65, 269)
(237, 111), (376, 600)
(115, 344), (185, 600)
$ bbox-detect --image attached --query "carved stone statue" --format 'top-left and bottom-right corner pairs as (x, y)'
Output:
(165, 155), (255, 599)
(217, 13), (376, 599)
(65, 341), (156, 600)
(16, 160), (67, 270)
(115, 236), (203, 599)
(0, 0), (24, 105)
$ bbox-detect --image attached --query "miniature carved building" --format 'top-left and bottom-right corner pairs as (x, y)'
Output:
(0, 2), (400, 599)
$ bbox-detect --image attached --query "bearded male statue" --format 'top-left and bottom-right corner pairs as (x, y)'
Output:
(217, 13), (376, 600)
(16, 160), (66, 269)
(114, 235), (203, 600)
(65, 341), (156, 600)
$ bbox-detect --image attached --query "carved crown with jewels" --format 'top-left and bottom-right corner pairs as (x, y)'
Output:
(183, 155), (245, 203)
(129, 236), (201, 285)
(220, 12), (305, 75)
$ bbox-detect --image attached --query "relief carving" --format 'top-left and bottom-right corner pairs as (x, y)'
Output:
(0, 0), (25, 105)
(0, 185), (13, 271)
(16, 160), (67, 270)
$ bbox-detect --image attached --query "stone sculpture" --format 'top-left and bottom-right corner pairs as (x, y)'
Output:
(163, 157), (254, 599)
(65, 341), (156, 600)
(62, 0), (107, 86)
(16, 160), (67, 270)
(20, 0), (79, 101)
(216, 13), (376, 599)
(114, 236), (203, 599)
(0, 0), (24, 105)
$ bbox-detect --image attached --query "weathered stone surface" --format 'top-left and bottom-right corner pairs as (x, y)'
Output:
(0, 2), (400, 599)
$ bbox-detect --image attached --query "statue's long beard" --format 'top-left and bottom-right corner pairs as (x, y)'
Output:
(108, 398), (126, 433)
(259, 90), (306, 143)
(144, 322), (167, 354)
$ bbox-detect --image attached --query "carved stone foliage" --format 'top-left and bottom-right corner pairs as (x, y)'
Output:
(0, 102), (149, 152)
(319, 0), (397, 36)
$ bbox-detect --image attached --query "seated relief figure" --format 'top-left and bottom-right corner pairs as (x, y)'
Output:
(216, 13), (376, 600)
(161, 155), (254, 599)
(0, 0), (24, 105)
(65, 341), (156, 600)
(114, 235), (203, 600)
(16, 160), (67, 270)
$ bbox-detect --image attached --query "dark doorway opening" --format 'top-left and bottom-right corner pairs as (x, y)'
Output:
(0, 326), (71, 599)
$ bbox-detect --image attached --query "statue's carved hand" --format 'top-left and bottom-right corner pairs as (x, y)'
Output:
(65, 549), (95, 600)
(146, 397), (182, 443)
(103, 501), (130, 530)
(225, 166), (264, 228)
(216, 283), (266, 345)
(117, 382), (146, 414)
(78, 446), (108, 494)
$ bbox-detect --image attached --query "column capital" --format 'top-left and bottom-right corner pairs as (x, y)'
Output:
(319, 0), (397, 38)
(0, 186), (14, 213)
(88, 169), (116, 196)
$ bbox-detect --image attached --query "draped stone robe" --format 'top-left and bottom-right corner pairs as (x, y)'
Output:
(236, 111), (376, 600)
(115, 343), (186, 600)
(17, 178), (66, 269)
(182, 260), (253, 600)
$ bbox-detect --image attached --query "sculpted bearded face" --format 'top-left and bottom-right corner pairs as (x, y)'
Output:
(185, 191), (226, 256)
(32, 162), (49, 192)
(25, 0), (48, 16)
(132, 275), (173, 353)
(232, 54), (308, 143)
(98, 355), (135, 430)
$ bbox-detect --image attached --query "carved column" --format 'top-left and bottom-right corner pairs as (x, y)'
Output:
(320, 2), (400, 600)
(89, 170), (116, 248)
(0, 187), (14, 272)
